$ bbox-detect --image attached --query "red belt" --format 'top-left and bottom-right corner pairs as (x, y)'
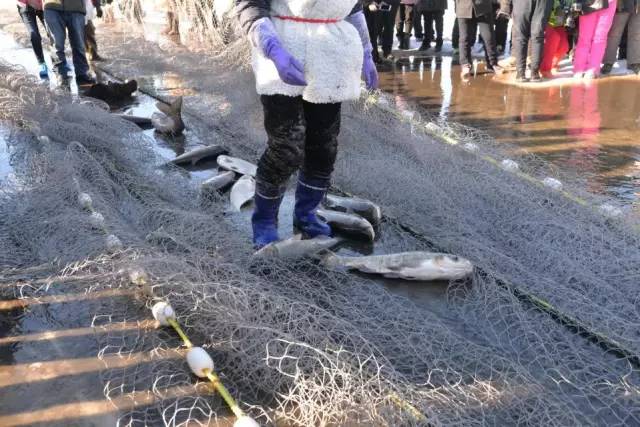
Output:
(274, 15), (341, 24)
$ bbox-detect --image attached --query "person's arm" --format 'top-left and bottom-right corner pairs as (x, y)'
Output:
(235, 0), (271, 34)
(349, 2), (364, 15)
(345, 9), (379, 90)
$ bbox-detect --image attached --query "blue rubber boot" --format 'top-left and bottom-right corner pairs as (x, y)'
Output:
(252, 192), (283, 249)
(293, 174), (332, 238)
(38, 63), (48, 79)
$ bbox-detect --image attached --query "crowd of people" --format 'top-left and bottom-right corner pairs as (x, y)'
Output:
(363, 0), (639, 81)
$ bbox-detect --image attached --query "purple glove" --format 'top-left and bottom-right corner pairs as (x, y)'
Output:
(346, 11), (379, 90)
(250, 18), (307, 86)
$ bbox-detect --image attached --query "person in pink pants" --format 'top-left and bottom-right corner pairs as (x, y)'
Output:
(573, 0), (617, 78)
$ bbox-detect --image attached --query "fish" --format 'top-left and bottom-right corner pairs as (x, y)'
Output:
(316, 208), (375, 242)
(151, 96), (185, 135)
(169, 145), (228, 166)
(201, 170), (236, 192)
(217, 155), (258, 177)
(324, 194), (382, 225)
(230, 175), (255, 211)
(253, 235), (342, 260)
(322, 251), (474, 281)
(115, 114), (153, 127)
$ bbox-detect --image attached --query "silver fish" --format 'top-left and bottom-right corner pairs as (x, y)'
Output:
(254, 235), (342, 260)
(322, 251), (474, 281)
(324, 194), (382, 225)
(230, 175), (255, 211)
(217, 155), (258, 177)
(151, 96), (185, 135)
(316, 208), (375, 242)
(116, 114), (153, 127)
(169, 145), (228, 166)
(201, 170), (236, 192)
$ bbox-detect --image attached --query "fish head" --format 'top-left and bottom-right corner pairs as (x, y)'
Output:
(433, 254), (474, 278)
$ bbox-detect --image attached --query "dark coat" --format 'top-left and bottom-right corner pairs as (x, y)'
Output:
(618, 0), (639, 13)
(416, 0), (448, 12)
(235, 0), (362, 33)
(455, 0), (493, 18)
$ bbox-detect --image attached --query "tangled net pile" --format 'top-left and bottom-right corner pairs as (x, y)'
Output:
(1, 3), (640, 425)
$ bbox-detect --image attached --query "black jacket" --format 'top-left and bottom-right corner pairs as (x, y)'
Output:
(235, 0), (363, 34)
(416, 0), (448, 12)
(455, 0), (493, 18)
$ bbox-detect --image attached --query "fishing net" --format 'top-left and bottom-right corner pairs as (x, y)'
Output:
(0, 3), (639, 426)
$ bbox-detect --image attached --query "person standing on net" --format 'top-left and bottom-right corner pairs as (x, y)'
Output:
(539, 0), (572, 77)
(16, 0), (52, 79)
(572, 0), (617, 78)
(235, 0), (379, 248)
(499, 0), (553, 81)
(457, 0), (504, 78)
(397, 0), (417, 49)
(416, 0), (447, 51)
(601, 0), (640, 75)
(43, 0), (96, 85)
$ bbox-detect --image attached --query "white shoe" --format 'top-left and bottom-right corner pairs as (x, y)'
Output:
(573, 72), (584, 79)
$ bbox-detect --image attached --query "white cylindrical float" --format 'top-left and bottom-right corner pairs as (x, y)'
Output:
(89, 212), (105, 229)
(105, 234), (123, 252)
(463, 142), (479, 152)
(186, 347), (214, 378)
(151, 301), (176, 326)
(78, 192), (93, 210)
(501, 159), (520, 172)
(233, 415), (261, 427)
(542, 177), (563, 191)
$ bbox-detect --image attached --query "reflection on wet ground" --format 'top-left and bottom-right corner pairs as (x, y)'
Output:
(379, 55), (640, 203)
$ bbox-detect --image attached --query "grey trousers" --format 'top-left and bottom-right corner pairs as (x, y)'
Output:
(603, 12), (640, 66)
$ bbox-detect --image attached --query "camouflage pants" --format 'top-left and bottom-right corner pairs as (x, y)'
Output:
(256, 95), (341, 198)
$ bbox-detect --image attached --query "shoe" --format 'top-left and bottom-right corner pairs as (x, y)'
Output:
(293, 174), (332, 239)
(488, 64), (505, 75)
(252, 192), (283, 249)
(530, 70), (542, 82)
(573, 71), (584, 79)
(435, 44), (442, 53)
(400, 35), (410, 50)
(515, 71), (529, 83)
(58, 62), (71, 78)
(460, 64), (472, 79)
(38, 62), (48, 79)
(630, 64), (640, 75)
(382, 52), (394, 62)
(583, 69), (596, 80)
(601, 63), (613, 75)
(498, 56), (516, 68)
(418, 41), (430, 51)
(76, 74), (97, 86)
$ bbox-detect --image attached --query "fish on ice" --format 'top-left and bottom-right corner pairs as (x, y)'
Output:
(322, 251), (474, 281)
(324, 194), (382, 225)
(230, 175), (255, 211)
(169, 145), (228, 166)
(253, 235), (342, 260)
(316, 208), (375, 242)
(217, 155), (258, 177)
(151, 96), (185, 135)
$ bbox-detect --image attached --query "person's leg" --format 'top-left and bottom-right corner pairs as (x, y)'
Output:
(587, 1), (619, 74)
(495, 11), (509, 50)
(17, 5), (45, 64)
(35, 9), (54, 50)
(477, 13), (499, 67)
(43, 8), (68, 75)
(540, 25), (560, 73)
(530, 0), (553, 73)
(382, 3), (399, 56)
(435, 11), (444, 49)
(295, 100), (342, 238)
(452, 18), (460, 50)
(627, 13), (640, 69)
(414, 6), (423, 39)
(254, 95), (305, 246)
(458, 17), (473, 66)
(554, 27), (570, 68)
(512, 0), (534, 76)
(619, 22), (628, 59)
(602, 13), (629, 66)
(66, 12), (91, 80)
(573, 12), (599, 73)
(364, 7), (380, 62)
